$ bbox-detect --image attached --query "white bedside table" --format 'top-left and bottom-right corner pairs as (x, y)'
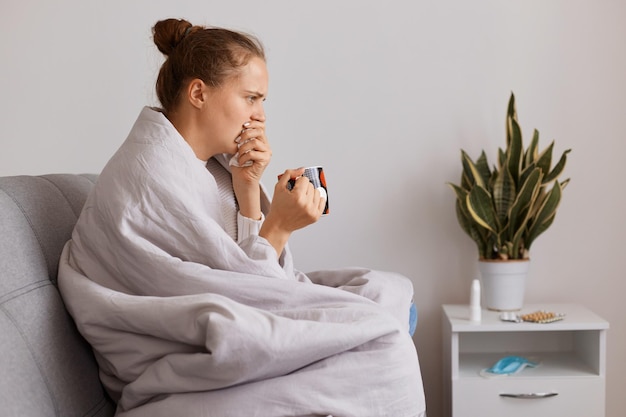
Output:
(442, 304), (608, 417)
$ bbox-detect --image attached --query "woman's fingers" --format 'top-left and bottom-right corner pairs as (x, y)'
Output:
(237, 122), (267, 145)
(233, 120), (271, 168)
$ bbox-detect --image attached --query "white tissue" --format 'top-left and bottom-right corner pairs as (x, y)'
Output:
(229, 154), (253, 167)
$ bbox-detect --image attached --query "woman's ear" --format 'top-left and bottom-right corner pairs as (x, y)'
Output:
(186, 78), (206, 109)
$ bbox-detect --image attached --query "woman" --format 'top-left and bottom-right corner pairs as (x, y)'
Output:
(58, 18), (425, 417)
(152, 18), (325, 257)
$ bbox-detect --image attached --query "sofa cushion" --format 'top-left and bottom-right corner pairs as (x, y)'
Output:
(0, 174), (115, 417)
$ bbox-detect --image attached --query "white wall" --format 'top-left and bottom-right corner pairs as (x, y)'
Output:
(2, 1), (625, 415)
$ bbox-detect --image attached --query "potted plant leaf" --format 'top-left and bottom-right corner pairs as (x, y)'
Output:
(448, 92), (570, 311)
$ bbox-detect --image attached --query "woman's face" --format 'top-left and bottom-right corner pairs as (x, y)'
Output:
(201, 56), (268, 156)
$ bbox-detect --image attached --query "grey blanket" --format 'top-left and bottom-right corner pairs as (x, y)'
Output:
(58, 107), (426, 416)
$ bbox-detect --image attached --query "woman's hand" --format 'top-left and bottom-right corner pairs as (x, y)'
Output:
(259, 168), (327, 256)
(231, 119), (271, 184)
(231, 119), (271, 220)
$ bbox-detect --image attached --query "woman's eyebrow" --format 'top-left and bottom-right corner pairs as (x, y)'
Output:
(244, 90), (266, 98)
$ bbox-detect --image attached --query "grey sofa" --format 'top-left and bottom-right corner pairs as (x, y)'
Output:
(0, 174), (115, 417)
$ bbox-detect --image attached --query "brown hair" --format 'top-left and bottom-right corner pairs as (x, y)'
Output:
(152, 18), (265, 113)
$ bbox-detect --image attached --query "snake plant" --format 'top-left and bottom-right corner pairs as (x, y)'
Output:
(448, 92), (570, 260)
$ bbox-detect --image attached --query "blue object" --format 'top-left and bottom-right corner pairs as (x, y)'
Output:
(408, 302), (418, 336)
(482, 355), (538, 376)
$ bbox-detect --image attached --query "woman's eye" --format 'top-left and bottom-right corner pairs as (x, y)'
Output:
(247, 96), (256, 103)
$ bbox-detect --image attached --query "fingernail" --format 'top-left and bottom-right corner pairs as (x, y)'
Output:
(235, 136), (241, 143)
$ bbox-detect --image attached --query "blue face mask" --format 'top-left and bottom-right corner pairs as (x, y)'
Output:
(480, 355), (539, 377)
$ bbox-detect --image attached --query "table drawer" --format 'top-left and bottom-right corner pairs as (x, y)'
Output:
(452, 377), (604, 417)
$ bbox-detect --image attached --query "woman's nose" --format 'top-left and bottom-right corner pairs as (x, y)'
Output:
(251, 106), (265, 122)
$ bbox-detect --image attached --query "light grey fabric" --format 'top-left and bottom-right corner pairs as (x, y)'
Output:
(0, 174), (114, 417)
(57, 108), (425, 416)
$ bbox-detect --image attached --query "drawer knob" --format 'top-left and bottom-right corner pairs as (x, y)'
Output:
(500, 392), (559, 399)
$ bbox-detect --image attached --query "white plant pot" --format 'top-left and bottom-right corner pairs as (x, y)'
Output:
(478, 259), (530, 311)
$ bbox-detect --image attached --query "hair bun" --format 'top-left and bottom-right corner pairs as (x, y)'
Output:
(152, 18), (193, 56)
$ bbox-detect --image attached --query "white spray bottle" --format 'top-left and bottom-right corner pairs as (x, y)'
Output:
(470, 278), (482, 322)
